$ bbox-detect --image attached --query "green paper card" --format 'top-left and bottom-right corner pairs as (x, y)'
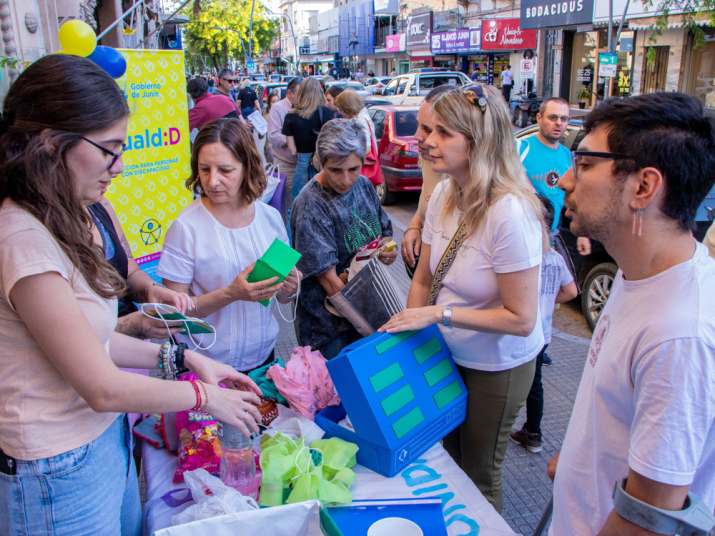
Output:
(247, 238), (302, 306)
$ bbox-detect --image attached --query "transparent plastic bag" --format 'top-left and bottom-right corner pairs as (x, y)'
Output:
(171, 468), (258, 526)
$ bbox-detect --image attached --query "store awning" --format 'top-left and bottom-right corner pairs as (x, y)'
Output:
(594, 12), (713, 30)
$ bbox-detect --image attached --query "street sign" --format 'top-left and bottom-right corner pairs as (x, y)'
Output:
(247, 59), (255, 72)
(598, 52), (617, 78)
(520, 58), (535, 78)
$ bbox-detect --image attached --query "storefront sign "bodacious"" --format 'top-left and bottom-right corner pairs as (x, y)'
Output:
(520, 0), (594, 29)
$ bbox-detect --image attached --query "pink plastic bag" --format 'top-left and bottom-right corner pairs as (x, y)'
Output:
(267, 347), (340, 419)
(173, 373), (222, 483)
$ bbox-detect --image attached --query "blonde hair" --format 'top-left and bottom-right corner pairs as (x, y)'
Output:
(293, 77), (325, 119)
(431, 84), (546, 241)
(335, 90), (364, 118)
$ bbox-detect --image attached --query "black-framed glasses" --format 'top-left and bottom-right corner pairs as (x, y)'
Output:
(79, 136), (123, 170)
(570, 150), (635, 179)
(222, 78), (238, 84)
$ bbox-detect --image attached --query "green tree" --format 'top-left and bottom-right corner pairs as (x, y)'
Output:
(184, 0), (278, 71)
(642, 0), (714, 49)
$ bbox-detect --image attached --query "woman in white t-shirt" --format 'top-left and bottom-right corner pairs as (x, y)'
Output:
(381, 84), (545, 512)
(0, 55), (261, 536)
(159, 118), (300, 372)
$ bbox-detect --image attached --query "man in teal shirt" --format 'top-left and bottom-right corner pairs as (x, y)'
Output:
(519, 97), (572, 234)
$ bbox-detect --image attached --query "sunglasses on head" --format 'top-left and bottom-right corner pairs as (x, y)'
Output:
(460, 84), (488, 113)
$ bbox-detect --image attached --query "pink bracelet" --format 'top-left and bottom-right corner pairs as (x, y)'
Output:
(189, 380), (202, 411)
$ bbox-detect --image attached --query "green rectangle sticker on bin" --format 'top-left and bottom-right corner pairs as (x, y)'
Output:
(434, 380), (463, 409)
(369, 362), (404, 393)
(375, 331), (418, 355)
(413, 338), (441, 364)
(381, 385), (414, 417)
(424, 359), (452, 387)
(392, 407), (424, 439)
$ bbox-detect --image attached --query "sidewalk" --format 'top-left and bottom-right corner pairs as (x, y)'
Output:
(275, 222), (590, 536)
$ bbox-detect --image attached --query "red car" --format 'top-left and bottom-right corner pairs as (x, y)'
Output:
(368, 105), (420, 205)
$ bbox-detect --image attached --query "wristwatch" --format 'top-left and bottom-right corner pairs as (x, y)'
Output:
(441, 306), (453, 327)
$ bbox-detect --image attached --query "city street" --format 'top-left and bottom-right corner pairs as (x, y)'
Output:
(276, 194), (594, 535)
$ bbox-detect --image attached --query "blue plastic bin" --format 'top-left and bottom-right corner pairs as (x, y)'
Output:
(315, 325), (467, 477)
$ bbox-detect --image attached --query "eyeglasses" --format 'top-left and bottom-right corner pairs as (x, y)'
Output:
(222, 78), (238, 84)
(80, 136), (123, 170)
(570, 150), (635, 180)
(545, 114), (570, 123)
(461, 83), (488, 112)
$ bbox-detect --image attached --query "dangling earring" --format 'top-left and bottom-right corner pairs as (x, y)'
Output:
(631, 208), (644, 237)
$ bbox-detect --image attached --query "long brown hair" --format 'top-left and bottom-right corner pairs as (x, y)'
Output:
(0, 54), (129, 299)
(186, 118), (266, 204)
(431, 85), (545, 240)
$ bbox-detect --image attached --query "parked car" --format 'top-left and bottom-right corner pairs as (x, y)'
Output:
(378, 70), (471, 105)
(249, 82), (288, 111)
(368, 105), (420, 205)
(325, 79), (370, 98)
(364, 76), (392, 94)
(516, 121), (715, 330)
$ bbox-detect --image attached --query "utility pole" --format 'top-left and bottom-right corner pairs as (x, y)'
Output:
(248, 0), (256, 68)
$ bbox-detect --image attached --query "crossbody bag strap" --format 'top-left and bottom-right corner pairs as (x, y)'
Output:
(427, 220), (468, 306)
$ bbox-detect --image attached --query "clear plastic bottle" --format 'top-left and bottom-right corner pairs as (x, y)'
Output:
(219, 423), (259, 499)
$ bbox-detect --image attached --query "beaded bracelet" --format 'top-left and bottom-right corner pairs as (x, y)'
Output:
(174, 343), (189, 374)
(404, 226), (422, 234)
(189, 380), (203, 411)
(157, 341), (173, 380)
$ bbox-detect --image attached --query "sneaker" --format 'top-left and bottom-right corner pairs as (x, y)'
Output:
(542, 352), (553, 366)
(509, 427), (543, 453)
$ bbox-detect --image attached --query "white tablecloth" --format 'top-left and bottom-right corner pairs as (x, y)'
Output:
(142, 441), (516, 536)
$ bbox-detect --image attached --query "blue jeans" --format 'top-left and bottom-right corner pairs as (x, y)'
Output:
(291, 152), (316, 201)
(0, 415), (141, 536)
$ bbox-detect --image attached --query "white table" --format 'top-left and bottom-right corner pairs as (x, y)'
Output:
(142, 441), (516, 536)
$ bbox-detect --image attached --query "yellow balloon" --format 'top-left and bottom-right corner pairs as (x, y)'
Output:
(58, 19), (96, 57)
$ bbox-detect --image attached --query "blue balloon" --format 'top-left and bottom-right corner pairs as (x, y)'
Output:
(88, 45), (127, 79)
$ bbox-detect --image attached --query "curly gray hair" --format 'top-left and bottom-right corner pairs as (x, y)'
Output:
(316, 118), (367, 165)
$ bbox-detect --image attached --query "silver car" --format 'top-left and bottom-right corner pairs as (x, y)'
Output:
(379, 70), (471, 105)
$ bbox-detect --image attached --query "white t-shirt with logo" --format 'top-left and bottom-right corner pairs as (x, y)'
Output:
(501, 69), (513, 86)
(550, 242), (715, 535)
(422, 182), (544, 371)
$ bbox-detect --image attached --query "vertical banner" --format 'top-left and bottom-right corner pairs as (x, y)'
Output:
(108, 49), (192, 279)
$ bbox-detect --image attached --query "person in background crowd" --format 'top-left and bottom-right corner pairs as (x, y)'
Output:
(216, 68), (237, 101)
(380, 84), (544, 512)
(187, 77), (239, 132)
(401, 85), (452, 275)
(334, 90), (372, 154)
(390, 69), (397, 77)
(265, 90), (280, 117)
(518, 97), (590, 365)
(500, 65), (513, 102)
(509, 197), (577, 454)
(282, 77), (335, 201)
(325, 85), (344, 112)
(159, 119), (300, 373)
(207, 77), (217, 94)
(704, 219), (715, 258)
(470, 67), (480, 81)
(0, 55), (262, 536)
(292, 119), (395, 358)
(237, 79), (260, 119)
(263, 91), (281, 164)
(267, 77), (302, 219)
(549, 92), (715, 535)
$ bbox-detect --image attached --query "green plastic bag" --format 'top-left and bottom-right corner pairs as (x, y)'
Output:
(258, 433), (358, 507)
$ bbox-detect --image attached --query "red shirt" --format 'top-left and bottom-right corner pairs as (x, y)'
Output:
(189, 93), (239, 131)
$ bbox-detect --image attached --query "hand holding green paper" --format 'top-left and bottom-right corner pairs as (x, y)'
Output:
(247, 239), (302, 307)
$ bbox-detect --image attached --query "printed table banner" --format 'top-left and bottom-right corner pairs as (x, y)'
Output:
(480, 18), (538, 50)
(108, 49), (193, 278)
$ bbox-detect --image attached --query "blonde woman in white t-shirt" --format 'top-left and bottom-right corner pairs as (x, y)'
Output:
(0, 55), (262, 536)
(380, 83), (545, 512)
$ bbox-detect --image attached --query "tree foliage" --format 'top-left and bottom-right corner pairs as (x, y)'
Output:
(184, 0), (278, 71)
(641, 0), (715, 46)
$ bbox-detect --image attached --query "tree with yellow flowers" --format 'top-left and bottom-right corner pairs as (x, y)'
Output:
(184, 0), (278, 71)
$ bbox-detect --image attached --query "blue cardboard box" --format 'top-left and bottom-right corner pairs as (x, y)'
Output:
(315, 325), (467, 477)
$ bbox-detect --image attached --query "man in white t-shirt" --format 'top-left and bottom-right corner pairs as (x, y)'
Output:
(550, 93), (715, 535)
(500, 65), (513, 102)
